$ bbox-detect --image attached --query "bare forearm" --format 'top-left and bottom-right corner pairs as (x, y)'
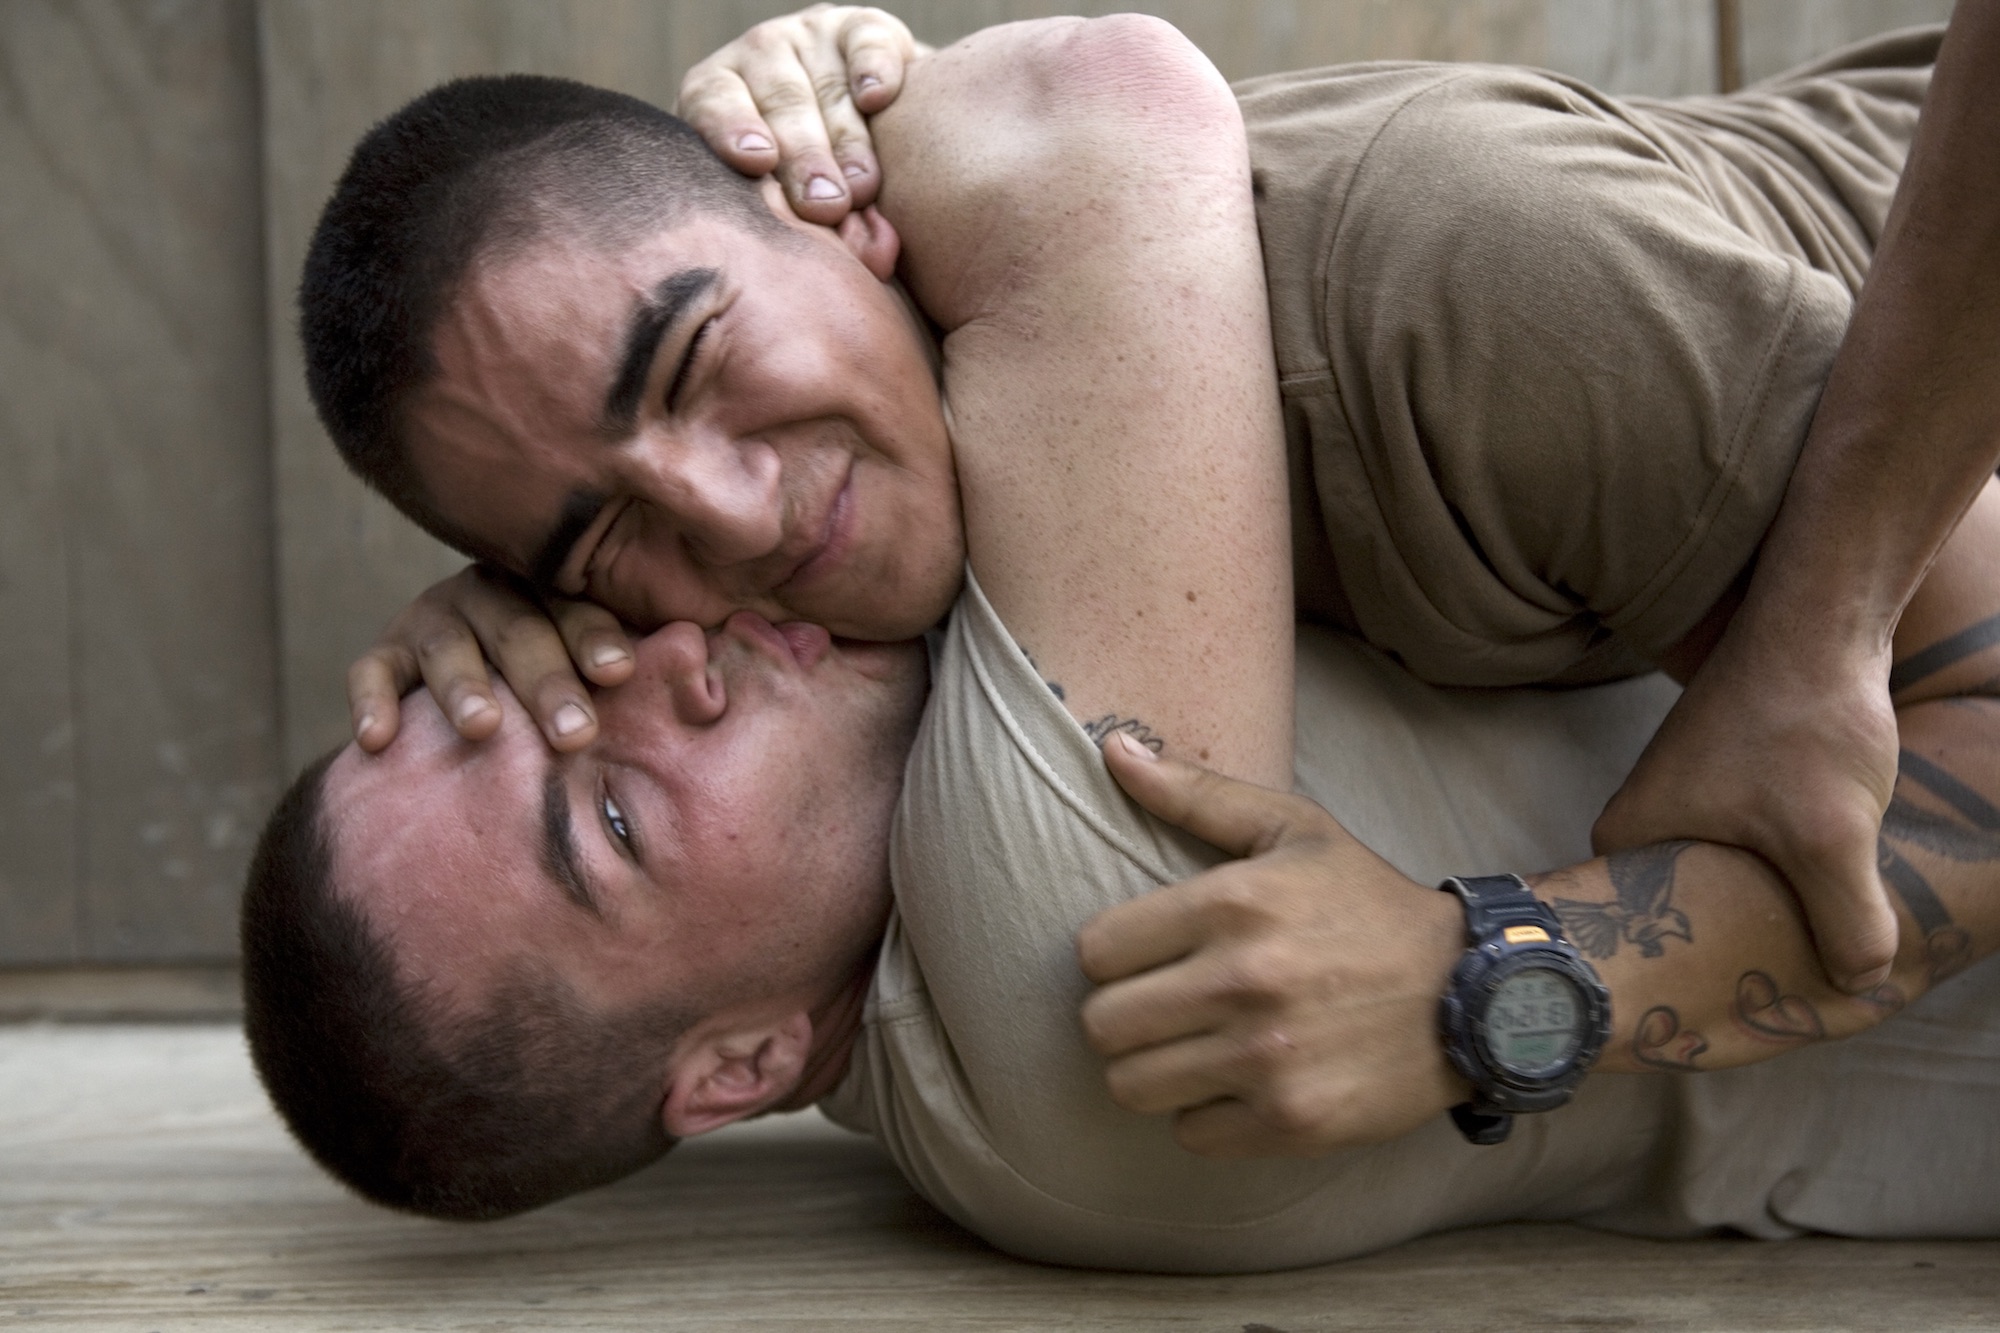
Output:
(1744, 1), (2000, 645)
(1543, 696), (1999, 1074)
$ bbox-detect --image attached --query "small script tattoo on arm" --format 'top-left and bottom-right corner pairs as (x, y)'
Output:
(1554, 840), (1695, 961)
(1081, 715), (1164, 753)
(1030, 652), (1166, 754)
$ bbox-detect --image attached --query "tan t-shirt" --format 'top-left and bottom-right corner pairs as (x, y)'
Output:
(1243, 28), (1936, 685)
(820, 31), (2000, 1272)
(823, 570), (2000, 1272)
(822, 570), (1685, 1271)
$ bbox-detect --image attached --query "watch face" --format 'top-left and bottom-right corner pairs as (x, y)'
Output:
(1480, 967), (1585, 1076)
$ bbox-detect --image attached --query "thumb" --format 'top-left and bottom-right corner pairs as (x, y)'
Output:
(1807, 844), (1900, 993)
(1103, 733), (1318, 858)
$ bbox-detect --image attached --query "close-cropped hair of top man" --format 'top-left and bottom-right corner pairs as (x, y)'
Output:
(241, 5), (2000, 1270)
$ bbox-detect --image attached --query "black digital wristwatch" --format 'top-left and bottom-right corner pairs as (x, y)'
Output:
(1436, 873), (1612, 1145)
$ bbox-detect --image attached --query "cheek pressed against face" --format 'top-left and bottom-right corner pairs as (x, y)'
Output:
(328, 615), (929, 1025)
(406, 209), (965, 642)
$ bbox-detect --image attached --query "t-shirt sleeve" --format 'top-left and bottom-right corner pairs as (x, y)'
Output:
(1318, 71), (1854, 681)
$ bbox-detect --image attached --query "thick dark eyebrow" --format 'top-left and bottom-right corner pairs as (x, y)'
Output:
(601, 267), (719, 436)
(524, 268), (718, 592)
(540, 764), (602, 918)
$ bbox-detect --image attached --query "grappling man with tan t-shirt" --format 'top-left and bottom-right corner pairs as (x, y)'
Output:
(243, 12), (2000, 1267)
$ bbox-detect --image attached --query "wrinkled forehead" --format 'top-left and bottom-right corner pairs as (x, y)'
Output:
(322, 686), (546, 983)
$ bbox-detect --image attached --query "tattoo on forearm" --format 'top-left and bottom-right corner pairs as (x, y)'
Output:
(1877, 749), (1989, 982)
(1553, 840), (1695, 960)
(1632, 1005), (1708, 1071)
(1896, 749), (2000, 832)
(1888, 612), (2000, 695)
(1081, 715), (1164, 752)
(1732, 970), (1826, 1045)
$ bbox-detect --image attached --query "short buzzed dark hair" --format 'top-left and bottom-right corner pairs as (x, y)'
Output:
(241, 750), (685, 1219)
(298, 74), (779, 556)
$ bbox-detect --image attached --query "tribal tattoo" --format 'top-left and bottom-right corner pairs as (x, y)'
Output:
(1878, 747), (1995, 982)
(1888, 610), (2000, 696)
(1554, 840), (1695, 960)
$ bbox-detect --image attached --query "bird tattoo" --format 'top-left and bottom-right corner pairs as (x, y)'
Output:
(1554, 841), (1694, 960)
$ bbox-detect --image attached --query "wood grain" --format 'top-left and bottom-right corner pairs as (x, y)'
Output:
(1739, 0), (1952, 83)
(0, 0), (279, 963)
(2, 1025), (1995, 1330)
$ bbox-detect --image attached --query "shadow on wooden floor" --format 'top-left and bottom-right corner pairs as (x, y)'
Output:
(3, 1025), (1994, 1331)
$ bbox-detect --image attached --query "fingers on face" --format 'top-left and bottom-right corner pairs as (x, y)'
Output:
(678, 8), (920, 222)
(548, 597), (633, 685)
(677, 66), (781, 173)
(839, 8), (917, 110)
(347, 649), (415, 751)
(410, 618), (503, 741)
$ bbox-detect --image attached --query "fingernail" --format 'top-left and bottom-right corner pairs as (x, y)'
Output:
(454, 696), (494, 728)
(803, 174), (843, 201)
(842, 161), (868, 180)
(357, 711), (378, 737)
(589, 643), (630, 669)
(738, 131), (773, 153)
(1114, 732), (1157, 761)
(552, 703), (590, 737)
(856, 73), (882, 92)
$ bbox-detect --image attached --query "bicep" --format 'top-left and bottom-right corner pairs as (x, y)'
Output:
(882, 17), (1295, 787)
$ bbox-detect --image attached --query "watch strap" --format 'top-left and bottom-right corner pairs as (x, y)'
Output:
(1448, 1102), (1514, 1146)
(1439, 873), (1561, 945)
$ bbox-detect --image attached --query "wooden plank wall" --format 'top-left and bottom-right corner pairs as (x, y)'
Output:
(0, 1), (278, 964)
(0, 0), (1953, 965)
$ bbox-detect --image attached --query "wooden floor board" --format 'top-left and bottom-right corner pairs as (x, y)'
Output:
(2, 1025), (1995, 1330)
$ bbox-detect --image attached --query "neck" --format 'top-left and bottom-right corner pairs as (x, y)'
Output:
(775, 954), (875, 1111)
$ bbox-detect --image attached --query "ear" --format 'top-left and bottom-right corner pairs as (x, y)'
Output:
(659, 1010), (812, 1138)
(834, 206), (901, 281)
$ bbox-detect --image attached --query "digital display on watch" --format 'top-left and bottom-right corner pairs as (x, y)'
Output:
(1480, 967), (1585, 1074)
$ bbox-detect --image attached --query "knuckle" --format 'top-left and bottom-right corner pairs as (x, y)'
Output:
(1076, 999), (1119, 1053)
(1204, 954), (1276, 1009)
(489, 615), (560, 658)
(412, 628), (474, 666)
(756, 81), (822, 117)
(1198, 877), (1269, 931)
(1101, 1063), (1153, 1114)
(1258, 1083), (1325, 1138)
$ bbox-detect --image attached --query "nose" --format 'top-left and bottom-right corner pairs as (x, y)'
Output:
(628, 621), (727, 724)
(627, 428), (784, 569)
